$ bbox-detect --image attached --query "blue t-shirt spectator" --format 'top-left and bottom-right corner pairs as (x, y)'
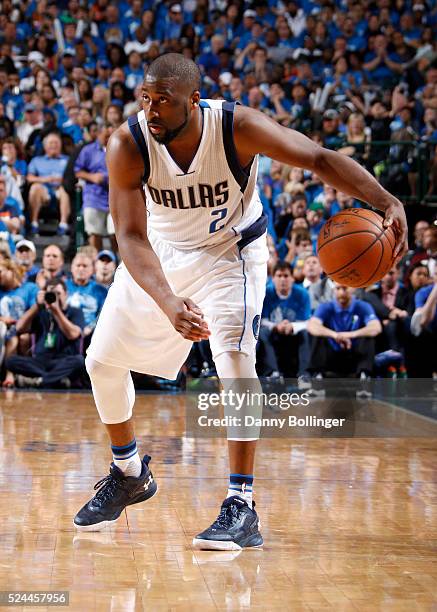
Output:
(66, 279), (107, 329)
(262, 283), (311, 323)
(74, 141), (109, 212)
(313, 298), (378, 350)
(27, 154), (69, 196)
(0, 282), (38, 320)
(415, 285), (437, 332)
(0, 196), (22, 223)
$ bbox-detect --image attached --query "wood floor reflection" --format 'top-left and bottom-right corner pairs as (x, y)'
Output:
(0, 390), (436, 611)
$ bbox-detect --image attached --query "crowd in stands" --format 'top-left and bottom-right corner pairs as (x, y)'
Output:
(0, 0), (436, 387)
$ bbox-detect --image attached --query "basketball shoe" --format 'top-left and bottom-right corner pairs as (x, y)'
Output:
(74, 454), (157, 531)
(192, 495), (263, 551)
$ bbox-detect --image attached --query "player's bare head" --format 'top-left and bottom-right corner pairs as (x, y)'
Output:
(143, 53), (201, 145)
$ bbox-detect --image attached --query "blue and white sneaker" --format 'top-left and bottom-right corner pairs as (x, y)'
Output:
(192, 496), (263, 551)
(73, 454), (157, 531)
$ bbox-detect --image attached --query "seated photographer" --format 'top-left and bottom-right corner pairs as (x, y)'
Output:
(257, 261), (311, 382)
(5, 279), (85, 388)
(307, 283), (382, 378)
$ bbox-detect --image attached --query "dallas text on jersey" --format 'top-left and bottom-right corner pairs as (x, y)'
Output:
(148, 180), (229, 209)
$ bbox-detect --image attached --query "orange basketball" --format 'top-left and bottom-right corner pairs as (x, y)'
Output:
(317, 208), (396, 288)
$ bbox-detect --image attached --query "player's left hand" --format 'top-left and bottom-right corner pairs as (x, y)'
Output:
(382, 199), (408, 261)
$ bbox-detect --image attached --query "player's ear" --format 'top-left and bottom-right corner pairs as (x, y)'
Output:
(191, 91), (201, 107)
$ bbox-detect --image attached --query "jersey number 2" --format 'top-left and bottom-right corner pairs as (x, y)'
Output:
(209, 208), (228, 234)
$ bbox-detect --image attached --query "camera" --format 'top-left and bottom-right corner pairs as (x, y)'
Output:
(44, 291), (57, 304)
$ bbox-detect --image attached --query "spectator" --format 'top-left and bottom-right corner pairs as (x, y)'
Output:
(302, 255), (323, 290)
(0, 258), (39, 386)
(258, 262), (311, 381)
(104, 103), (123, 128)
(16, 104), (44, 147)
(14, 240), (39, 281)
(321, 109), (346, 150)
(1, 139), (27, 189)
(74, 124), (116, 252)
(359, 265), (411, 360)
(307, 283), (382, 378)
(408, 225), (437, 277)
(402, 220), (430, 275)
(27, 133), (70, 236)
(308, 274), (335, 313)
(66, 253), (107, 342)
(28, 244), (65, 288)
(0, 175), (21, 242)
(5, 279), (85, 389)
(410, 269), (437, 376)
(95, 250), (117, 288)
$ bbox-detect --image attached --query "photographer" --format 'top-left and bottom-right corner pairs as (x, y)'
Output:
(5, 280), (85, 388)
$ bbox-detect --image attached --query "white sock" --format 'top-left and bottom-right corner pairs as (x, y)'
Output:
(227, 474), (253, 508)
(111, 439), (142, 478)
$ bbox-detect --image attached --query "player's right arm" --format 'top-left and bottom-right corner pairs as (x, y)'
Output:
(106, 124), (210, 342)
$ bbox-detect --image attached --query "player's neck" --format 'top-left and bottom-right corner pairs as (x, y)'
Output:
(166, 110), (203, 158)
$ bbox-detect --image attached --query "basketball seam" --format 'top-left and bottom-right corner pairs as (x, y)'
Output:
(326, 227), (386, 276)
(334, 209), (395, 250)
(318, 230), (378, 254)
(359, 238), (385, 287)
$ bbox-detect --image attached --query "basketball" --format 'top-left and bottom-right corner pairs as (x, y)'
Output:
(317, 208), (396, 288)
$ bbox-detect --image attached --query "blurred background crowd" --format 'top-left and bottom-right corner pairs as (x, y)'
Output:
(0, 0), (436, 388)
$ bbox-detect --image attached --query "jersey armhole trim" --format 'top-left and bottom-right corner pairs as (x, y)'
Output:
(127, 114), (150, 183)
(221, 101), (253, 193)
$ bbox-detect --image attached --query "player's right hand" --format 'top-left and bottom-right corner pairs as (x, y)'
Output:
(166, 296), (211, 342)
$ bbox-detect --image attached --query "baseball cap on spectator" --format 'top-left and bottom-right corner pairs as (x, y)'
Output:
(219, 72), (233, 86)
(243, 9), (257, 18)
(24, 103), (37, 112)
(339, 101), (356, 113)
(412, 3), (425, 9)
(97, 59), (110, 69)
(309, 202), (325, 212)
(170, 3), (182, 12)
(61, 14), (78, 24)
(323, 109), (339, 120)
(97, 250), (117, 263)
(16, 239), (36, 253)
(62, 49), (76, 57)
(28, 51), (45, 66)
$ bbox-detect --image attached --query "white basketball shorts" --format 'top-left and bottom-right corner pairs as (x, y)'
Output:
(87, 229), (268, 379)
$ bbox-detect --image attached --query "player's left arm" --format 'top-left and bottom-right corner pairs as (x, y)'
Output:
(233, 106), (408, 259)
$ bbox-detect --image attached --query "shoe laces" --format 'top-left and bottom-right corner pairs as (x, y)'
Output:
(93, 471), (122, 506)
(212, 498), (245, 529)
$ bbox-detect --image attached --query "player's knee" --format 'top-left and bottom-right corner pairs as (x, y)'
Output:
(214, 350), (258, 380)
(85, 356), (109, 383)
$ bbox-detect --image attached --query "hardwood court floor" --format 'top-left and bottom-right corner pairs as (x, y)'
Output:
(0, 390), (436, 611)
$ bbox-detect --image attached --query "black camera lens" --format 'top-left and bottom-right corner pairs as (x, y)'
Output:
(44, 291), (57, 304)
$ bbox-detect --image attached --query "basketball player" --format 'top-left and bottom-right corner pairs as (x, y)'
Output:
(74, 54), (408, 549)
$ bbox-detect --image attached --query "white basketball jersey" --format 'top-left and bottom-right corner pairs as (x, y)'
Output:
(127, 99), (263, 250)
